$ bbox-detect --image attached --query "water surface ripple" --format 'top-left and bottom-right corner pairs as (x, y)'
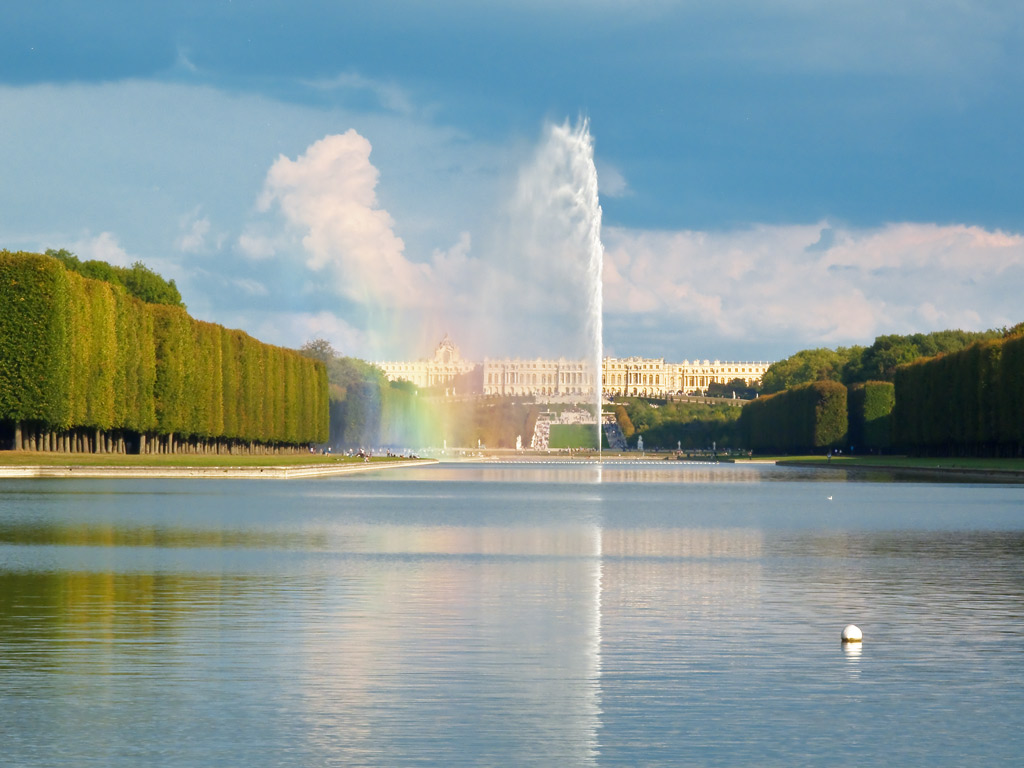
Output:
(1, 462), (1022, 766)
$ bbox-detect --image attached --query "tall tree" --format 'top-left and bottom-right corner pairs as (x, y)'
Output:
(299, 338), (338, 363)
(760, 348), (857, 393)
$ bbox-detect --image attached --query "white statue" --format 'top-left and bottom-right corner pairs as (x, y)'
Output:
(637, 435), (644, 451)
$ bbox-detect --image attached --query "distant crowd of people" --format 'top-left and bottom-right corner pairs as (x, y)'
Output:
(309, 446), (418, 461)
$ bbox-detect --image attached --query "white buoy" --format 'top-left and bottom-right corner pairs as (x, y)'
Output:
(841, 624), (863, 643)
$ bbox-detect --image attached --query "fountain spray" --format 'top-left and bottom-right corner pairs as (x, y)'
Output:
(554, 119), (604, 460)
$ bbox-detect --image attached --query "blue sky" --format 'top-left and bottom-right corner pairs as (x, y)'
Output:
(2, 1), (1022, 363)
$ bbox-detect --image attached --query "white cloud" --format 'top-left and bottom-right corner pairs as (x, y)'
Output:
(237, 233), (278, 260)
(821, 222), (1023, 273)
(248, 310), (370, 355)
(603, 221), (1024, 348)
(301, 72), (416, 115)
(257, 130), (438, 309)
(69, 231), (133, 266)
(231, 277), (269, 297)
(176, 209), (212, 253)
(430, 231), (482, 294)
(175, 46), (199, 74)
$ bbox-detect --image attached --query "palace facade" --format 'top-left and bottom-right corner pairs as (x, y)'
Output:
(601, 356), (771, 398)
(482, 358), (597, 398)
(376, 335), (478, 395)
(378, 337), (772, 400)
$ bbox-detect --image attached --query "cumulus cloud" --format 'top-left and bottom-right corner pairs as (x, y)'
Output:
(176, 209), (212, 253)
(70, 231), (133, 266)
(236, 233), (278, 260)
(256, 130), (438, 309)
(603, 221), (1024, 351)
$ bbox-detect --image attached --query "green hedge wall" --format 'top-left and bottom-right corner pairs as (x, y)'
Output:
(1, 250), (327, 448)
(998, 335), (1024, 446)
(892, 334), (1024, 456)
(738, 380), (847, 453)
(0, 252), (72, 427)
(113, 285), (157, 433)
(847, 381), (894, 452)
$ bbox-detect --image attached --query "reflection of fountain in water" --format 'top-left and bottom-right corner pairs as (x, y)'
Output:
(294, 519), (606, 764)
(585, 526), (604, 760)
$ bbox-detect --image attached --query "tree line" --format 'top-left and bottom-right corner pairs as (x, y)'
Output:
(301, 340), (543, 451)
(301, 321), (1024, 457)
(614, 399), (742, 451)
(1, 251), (328, 454)
(738, 329), (1024, 457)
(738, 380), (853, 454)
(758, 328), (1018, 394)
(892, 333), (1024, 457)
(46, 248), (186, 308)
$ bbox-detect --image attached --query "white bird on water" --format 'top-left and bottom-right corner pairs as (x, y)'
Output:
(827, 496), (833, 501)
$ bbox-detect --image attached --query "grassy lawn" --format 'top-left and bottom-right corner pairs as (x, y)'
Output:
(548, 424), (600, 450)
(0, 451), (429, 468)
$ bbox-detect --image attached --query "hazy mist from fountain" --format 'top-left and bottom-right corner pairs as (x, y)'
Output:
(354, 119), (607, 460)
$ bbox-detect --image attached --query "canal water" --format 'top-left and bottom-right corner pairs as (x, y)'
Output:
(1, 462), (1022, 766)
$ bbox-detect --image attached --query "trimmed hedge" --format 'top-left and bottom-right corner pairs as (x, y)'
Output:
(738, 380), (847, 453)
(0, 252), (72, 427)
(892, 333), (1024, 456)
(1, 250), (327, 451)
(847, 381), (894, 452)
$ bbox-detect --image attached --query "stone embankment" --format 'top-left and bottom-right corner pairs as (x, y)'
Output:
(0, 459), (435, 480)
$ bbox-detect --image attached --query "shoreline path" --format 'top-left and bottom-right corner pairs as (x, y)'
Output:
(0, 459), (436, 480)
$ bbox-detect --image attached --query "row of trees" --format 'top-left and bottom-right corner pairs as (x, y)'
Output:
(759, 328), (1015, 394)
(322, 356), (431, 449)
(45, 248), (185, 308)
(847, 381), (895, 452)
(305, 322), (1024, 456)
(614, 398), (742, 450)
(893, 334), (1024, 456)
(301, 341), (544, 451)
(1, 251), (328, 452)
(741, 330), (1023, 456)
(612, 381), (895, 455)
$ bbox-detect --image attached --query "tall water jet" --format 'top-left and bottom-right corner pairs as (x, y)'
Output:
(564, 120), (605, 463)
(504, 119), (604, 458)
